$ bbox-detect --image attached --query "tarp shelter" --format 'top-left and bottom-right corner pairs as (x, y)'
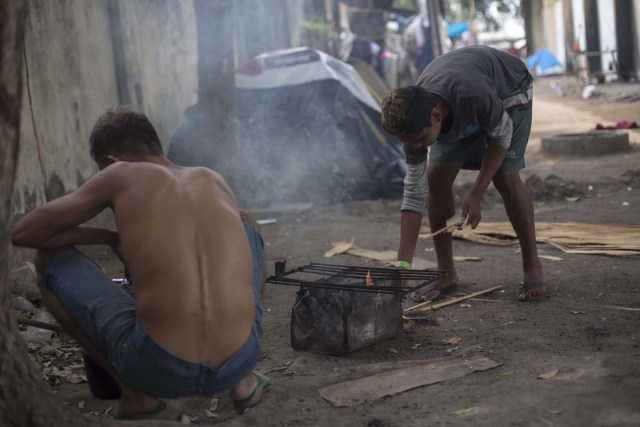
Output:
(447, 22), (470, 39)
(232, 47), (406, 205)
(526, 48), (563, 76)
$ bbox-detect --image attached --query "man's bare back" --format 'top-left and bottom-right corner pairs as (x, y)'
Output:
(111, 161), (255, 368)
(12, 108), (270, 415)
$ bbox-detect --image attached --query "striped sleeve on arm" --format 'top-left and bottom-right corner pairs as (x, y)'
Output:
(401, 159), (428, 214)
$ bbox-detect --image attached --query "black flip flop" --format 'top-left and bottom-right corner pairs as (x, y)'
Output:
(517, 281), (547, 302)
(410, 282), (457, 303)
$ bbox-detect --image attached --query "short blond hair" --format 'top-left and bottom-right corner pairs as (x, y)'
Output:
(381, 86), (436, 136)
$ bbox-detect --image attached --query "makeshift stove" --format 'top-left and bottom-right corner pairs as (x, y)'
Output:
(267, 261), (447, 355)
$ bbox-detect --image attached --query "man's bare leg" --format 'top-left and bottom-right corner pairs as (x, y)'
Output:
(413, 162), (464, 301)
(230, 209), (269, 405)
(34, 249), (160, 416)
(492, 171), (545, 300)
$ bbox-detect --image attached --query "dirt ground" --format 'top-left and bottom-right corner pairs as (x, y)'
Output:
(15, 77), (640, 426)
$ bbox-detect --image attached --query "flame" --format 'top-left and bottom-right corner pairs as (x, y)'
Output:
(365, 270), (373, 286)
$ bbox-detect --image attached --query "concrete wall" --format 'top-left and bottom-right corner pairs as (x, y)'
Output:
(542, 0), (559, 59)
(597, 0), (616, 73)
(14, 0), (120, 218)
(12, 0), (198, 222)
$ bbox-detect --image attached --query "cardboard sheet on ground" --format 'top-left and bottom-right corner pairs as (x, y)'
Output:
(324, 240), (436, 269)
(318, 356), (500, 407)
(421, 222), (640, 256)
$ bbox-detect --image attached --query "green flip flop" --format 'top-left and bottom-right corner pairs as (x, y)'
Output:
(113, 400), (167, 420)
(232, 373), (271, 412)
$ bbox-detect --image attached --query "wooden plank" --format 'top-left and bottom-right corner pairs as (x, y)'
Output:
(318, 356), (500, 407)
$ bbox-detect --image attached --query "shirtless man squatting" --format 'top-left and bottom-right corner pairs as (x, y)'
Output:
(11, 108), (270, 420)
(381, 45), (546, 303)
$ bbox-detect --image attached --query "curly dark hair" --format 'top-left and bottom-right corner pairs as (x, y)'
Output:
(89, 107), (163, 161)
(381, 86), (437, 136)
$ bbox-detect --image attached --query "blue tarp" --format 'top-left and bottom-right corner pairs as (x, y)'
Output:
(447, 22), (470, 39)
(526, 48), (563, 76)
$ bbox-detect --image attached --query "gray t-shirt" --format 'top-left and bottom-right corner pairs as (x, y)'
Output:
(401, 46), (532, 214)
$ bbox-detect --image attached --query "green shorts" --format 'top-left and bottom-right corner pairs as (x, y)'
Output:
(429, 103), (532, 171)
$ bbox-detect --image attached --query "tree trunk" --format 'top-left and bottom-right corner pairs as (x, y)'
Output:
(0, 2), (97, 426)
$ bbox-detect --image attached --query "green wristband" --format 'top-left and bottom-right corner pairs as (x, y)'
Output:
(396, 260), (412, 270)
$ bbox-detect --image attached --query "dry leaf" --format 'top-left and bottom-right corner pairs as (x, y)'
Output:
(388, 348), (398, 354)
(411, 343), (421, 351)
(65, 373), (86, 384)
(565, 196), (580, 202)
(498, 371), (512, 377)
(548, 409), (562, 415)
(423, 363), (437, 370)
(442, 337), (462, 345)
(570, 310), (585, 315)
(204, 409), (219, 418)
(538, 369), (559, 379)
(208, 398), (219, 412)
(78, 401), (85, 409)
(449, 407), (475, 415)
(460, 304), (472, 308)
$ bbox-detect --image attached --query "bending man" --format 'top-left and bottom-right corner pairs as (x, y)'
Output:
(12, 108), (270, 419)
(381, 45), (545, 303)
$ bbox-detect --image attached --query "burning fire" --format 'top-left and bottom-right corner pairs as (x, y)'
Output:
(365, 270), (373, 286)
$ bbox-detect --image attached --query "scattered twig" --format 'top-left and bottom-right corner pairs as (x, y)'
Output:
(601, 305), (640, 312)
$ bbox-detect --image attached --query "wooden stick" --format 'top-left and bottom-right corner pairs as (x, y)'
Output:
(420, 223), (460, 240)
(403, 298), (434, 312)
(420, 215), (469, 240)
(17, 317), (64, 333)
(405, 285), (504, 313)
(601, 305), (640, 312)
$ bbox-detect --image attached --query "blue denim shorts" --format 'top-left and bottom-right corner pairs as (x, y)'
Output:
(42, 223), (264, 398)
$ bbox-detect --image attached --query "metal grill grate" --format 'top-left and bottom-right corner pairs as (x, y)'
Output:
(266, 261), (448, 295)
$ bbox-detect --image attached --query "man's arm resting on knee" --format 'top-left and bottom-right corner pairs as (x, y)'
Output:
(34, 226), (119, 250)
(11, 165), (123, 249)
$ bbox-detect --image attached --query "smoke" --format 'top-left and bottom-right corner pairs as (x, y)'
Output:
(233, 82), (361, 207)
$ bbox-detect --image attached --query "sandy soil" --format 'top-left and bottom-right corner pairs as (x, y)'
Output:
(18, 77), (640, 426)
